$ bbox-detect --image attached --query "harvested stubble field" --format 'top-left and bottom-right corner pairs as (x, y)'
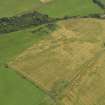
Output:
(9, 18), (105, 105)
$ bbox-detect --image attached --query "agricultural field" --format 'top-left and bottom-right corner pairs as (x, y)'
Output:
(0, 67), (54, 105)
(0, 0), (104, 17)
(9, 18), (105, 105)
(39, 0), (105, 17)
(0, 0), (39, 17)
(0, 26), (55, 105)
(1, 0), (105, 105)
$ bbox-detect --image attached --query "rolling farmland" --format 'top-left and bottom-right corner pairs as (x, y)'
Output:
(0, 0), (105, 105)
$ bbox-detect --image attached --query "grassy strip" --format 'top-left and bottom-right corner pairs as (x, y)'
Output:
(0, 24), (57, 105)
(0, 66), (55, 105)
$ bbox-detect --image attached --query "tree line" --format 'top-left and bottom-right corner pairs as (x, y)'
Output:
(0, 11), (54, 34)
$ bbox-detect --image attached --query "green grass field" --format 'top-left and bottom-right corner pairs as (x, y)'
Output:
(0, 67), (54, 105)
(0, 0), (104, 18)
(0, 26), (55, 105)
(39, 0), (104, 17)
(0, 0), (40, 17)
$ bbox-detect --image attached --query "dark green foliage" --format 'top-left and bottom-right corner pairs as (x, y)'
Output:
(0, 11), (53, 34)
(93, 0), (105, 9)
(0, 10), (105, 35)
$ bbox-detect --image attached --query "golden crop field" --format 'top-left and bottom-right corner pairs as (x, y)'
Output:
(9, 18), (105, 105)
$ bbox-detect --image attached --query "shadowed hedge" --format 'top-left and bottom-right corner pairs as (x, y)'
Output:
(0, 11), (54, 34)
